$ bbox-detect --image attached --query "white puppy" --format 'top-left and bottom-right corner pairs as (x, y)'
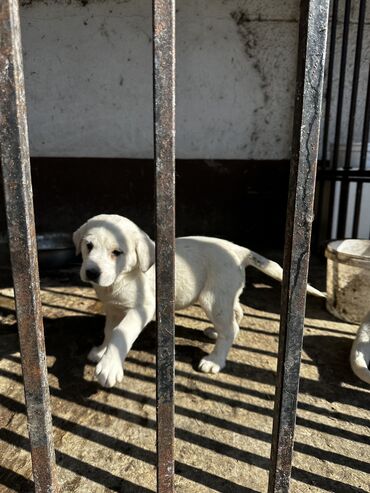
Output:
(350, 312), (370, 384)
(73, 214), (324, 388)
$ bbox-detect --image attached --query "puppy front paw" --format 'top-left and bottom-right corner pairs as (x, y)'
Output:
(88, 345), (107, 363)
(95, 348), (124, 388)
(198, 356), (225, 374)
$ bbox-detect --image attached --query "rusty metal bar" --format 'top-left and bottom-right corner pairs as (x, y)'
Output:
(152, 0), (176, 491)
(353, 63), (370, 238)
(326, 0), (352, 238)
(321, 0), (339, 165)
(268, 1), (330, 492)
(337, 0), (367, 239)
(314, 0), (339, 248)
(0, 1), (59, 491)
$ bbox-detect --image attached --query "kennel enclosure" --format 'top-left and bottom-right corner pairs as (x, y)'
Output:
(0, 0), (331, 491)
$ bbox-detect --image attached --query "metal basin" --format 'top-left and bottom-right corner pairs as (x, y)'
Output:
(0, 232), (75, 270)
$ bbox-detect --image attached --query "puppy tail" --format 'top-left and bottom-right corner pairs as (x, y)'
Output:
(237, 247), (326, 298)
(350, 316), (370, 385)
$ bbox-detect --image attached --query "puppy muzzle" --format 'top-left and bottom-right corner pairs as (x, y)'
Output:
(85, 267), (101, 282)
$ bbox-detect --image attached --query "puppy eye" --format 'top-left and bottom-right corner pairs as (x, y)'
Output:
(86, 242), (93, 252)
(112, 250), (123, 257)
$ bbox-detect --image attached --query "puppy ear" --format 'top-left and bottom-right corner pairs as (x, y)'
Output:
(136, 232), (155, 272)
(72, 224), (86, 255)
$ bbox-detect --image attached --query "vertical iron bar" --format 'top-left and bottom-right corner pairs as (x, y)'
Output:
(268, 1), (330, 492)
(337, 0), (367, 238)
(0, 1), (58, 492)
(315, 0), (339, 249)
(327, 0), (352, 238)
(153, 0), (176, 491)
(321, 0), (339, 165)
(353, 63), (370, 237)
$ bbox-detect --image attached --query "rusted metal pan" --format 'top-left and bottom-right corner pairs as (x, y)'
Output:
(269, 0), (330, 492)
(152, 0), (176, 491)
(0, 0), (58, 491)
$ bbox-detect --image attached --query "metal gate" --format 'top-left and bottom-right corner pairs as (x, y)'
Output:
(316, 0), (370, 245)
(0, 0), (330, 491)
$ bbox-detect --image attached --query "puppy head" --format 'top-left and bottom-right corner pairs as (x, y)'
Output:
(73, 214), (155, 287)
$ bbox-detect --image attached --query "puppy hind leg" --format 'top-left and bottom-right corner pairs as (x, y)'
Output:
(202, 302), (243, 341)
(199, 316), (240, 374)
(198, 296), (217, 340)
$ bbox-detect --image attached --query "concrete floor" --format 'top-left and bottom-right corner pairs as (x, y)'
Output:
(0, 261), (369, 492)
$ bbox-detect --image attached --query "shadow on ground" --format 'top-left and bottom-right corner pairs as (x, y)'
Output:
(0, 262), (369, 492)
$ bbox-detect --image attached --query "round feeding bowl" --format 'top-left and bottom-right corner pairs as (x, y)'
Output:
(0, 232), (75, 270)
(325, 239), (370, 323)
(37, 233), (75, 269)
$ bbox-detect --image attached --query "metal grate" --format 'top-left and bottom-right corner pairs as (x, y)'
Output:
(0, 0), (330, 492)
(317, 0), (370, 244)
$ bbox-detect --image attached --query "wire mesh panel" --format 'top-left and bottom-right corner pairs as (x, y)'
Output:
(152, 0), (176, 491)
(269, 0), (330, 491)
(0, 0), (58, 491)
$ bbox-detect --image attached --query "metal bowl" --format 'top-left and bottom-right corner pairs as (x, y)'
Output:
(0, 232), (76, 270)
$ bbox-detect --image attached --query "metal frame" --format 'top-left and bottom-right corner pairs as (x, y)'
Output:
(0, 0), (330, 491)
(317, 0), (370, 244)
(269, 1), (330, 491)
(0, 0), (58, 491)
(328, 0), (353, 238)
(336, 0), (367, 237)
(153, 0), (176, 491)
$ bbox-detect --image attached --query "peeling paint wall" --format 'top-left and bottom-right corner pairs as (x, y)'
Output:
(20, 0), (369, 159)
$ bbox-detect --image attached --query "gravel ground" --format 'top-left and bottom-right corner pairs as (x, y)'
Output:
(0, 259), (369, 492)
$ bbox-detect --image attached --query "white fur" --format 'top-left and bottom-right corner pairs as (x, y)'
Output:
(350, 312), (370, 385)
(73, 214), (325, 388)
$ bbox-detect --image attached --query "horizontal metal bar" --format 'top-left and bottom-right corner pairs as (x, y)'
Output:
(0, 1), (59, 492)
(318, 169), (370, 179)
(152, 0), (176, 491)
(268, 0), (330, 491)
(321, 177), (370, 183)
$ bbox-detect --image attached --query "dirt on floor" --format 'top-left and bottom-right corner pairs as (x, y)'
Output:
(0, 258), (369, 493)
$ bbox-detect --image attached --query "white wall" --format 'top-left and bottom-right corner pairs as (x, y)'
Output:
(20, 0), (369, 160)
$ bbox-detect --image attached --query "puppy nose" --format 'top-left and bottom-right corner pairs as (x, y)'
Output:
(86, 268), (100, 281)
